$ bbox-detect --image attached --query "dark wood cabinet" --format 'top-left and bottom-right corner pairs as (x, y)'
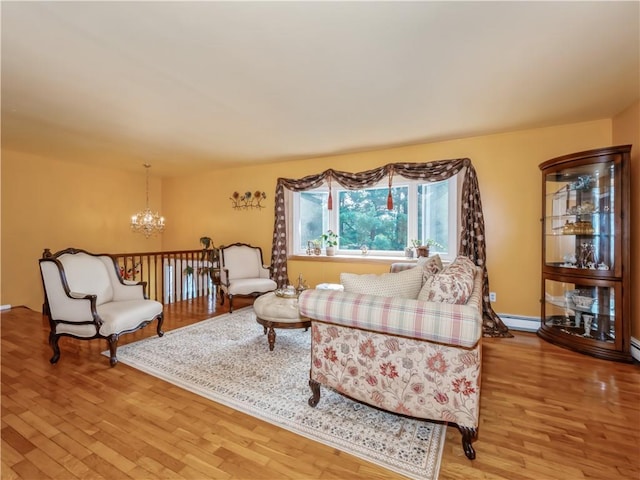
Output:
(538, 145), (632, 362)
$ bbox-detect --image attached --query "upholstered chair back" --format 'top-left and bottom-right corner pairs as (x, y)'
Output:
(222, 245), (265, 280)
(59, 252), (115, 305)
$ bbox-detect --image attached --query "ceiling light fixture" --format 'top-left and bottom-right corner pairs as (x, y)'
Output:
(130, 163), (165, 238)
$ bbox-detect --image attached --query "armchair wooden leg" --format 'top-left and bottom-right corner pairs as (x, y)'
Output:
(49, 331), (60, 365)
(107, 334), (120, 367)
(229, 295), (234, 313)
(458, 425), (477, 460)
(156, 313), (165, 337)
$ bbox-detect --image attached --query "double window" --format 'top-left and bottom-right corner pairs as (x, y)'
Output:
(290, 177), (459, 260)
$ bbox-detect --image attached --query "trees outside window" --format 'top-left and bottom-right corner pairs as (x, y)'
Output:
(293, 178), (457, 259)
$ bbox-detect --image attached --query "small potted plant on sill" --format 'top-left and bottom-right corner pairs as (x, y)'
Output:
(414, 239), (443, 258)
(321, 230), (339, 256)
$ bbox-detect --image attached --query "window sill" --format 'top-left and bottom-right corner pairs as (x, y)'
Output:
(288, 254), (418, 265)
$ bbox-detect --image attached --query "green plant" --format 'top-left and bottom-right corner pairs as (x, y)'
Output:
(197, 236), (220, 281)
(424, 238), (444, 249)
(320, 230), (339, 247)
(412, 238), (443, 249)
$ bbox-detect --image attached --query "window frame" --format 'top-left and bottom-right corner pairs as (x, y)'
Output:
(289, 176), (459, 261)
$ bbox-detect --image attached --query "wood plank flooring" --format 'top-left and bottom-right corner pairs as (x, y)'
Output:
(2, 296), (639, 480)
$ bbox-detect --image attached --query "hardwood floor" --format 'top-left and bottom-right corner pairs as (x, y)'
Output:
(2, 296), (639, 480)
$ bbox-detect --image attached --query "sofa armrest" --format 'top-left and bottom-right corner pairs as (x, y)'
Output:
(299, 289), (482, 348)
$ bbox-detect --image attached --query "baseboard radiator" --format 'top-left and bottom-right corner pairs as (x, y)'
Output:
(499, 314), (539, 333)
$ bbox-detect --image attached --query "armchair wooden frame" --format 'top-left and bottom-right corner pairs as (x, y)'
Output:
(218, 242), (277, 313)
(39, 248), (164, 367)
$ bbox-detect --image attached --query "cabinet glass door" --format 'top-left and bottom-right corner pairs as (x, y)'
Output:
(544, 278), (617, 343)
(544, 161), (616, 274)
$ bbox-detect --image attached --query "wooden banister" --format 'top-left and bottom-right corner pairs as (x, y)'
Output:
(113, 249), (219, 304)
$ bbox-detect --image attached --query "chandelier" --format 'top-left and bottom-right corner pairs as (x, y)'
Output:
(130, 163), (165, 238)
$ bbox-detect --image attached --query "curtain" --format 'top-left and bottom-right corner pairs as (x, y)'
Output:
(270, 158), (511, 338)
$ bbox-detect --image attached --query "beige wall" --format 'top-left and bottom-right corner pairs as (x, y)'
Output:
(161, 119), (613, 318)
(1, 118), (622, 317)
(612, 100), (640, 341)
(1, 152), (163, 310)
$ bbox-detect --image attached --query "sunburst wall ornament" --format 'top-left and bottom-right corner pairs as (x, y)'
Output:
(130, 163), (165, 238)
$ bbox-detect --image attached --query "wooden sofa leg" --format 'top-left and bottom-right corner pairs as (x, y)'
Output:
(458, 425), (477, 460)
(229, 295), (234, 313)
(49, 331), (61, 364)
(308, 379), (321, 407)
(156, 313), (165, 337)
(107, 334), (120, 367)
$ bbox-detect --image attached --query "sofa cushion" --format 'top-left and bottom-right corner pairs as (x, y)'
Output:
(341, 265), (424, 299)
(418, 256), (476, 304)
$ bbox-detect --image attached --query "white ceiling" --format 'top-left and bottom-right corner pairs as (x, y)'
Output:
(2, 1), (639, 177)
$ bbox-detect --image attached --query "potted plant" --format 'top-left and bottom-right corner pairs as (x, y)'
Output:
(321, 230), (339, 256)
(197, 236), (220, 284)
(414, 238), (443, 258)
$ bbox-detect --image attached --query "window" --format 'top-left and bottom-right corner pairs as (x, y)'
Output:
(291, 177), (458, 260)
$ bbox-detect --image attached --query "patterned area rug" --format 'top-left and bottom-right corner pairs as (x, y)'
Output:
(107, 307), (445, 479)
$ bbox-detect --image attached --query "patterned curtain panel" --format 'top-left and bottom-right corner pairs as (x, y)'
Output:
(270, 158), (511, 338)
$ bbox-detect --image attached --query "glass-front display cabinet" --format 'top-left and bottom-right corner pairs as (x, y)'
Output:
(539, 145), (632, 362)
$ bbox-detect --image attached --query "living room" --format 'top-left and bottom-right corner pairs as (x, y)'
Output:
(2, 2), (639, 479)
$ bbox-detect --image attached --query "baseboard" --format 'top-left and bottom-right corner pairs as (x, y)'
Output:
(0, 305), (11, 311)
(631, 336), (640, 363)
(499, 313), (539, 333)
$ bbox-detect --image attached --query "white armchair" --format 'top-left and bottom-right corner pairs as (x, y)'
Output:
(219, 243), (277, 312)
(39, 248), (164, 367)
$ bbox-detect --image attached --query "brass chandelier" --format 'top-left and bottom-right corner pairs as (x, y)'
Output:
(130, 163), (165, 238)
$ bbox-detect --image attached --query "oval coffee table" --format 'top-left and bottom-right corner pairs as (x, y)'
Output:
(253, 291), (310, 351)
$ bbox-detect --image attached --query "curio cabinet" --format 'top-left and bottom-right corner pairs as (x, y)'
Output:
(539, 145), (632, 362)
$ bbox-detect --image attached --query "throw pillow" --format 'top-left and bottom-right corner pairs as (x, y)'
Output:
(417, 254), (444, 275)
(341, 265), (424, 299)
(417, 256), (476, 304)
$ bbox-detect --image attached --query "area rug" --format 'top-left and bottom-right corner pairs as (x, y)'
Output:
(106, 307), (445, 479)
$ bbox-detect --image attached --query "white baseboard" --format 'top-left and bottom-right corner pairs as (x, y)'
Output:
(500, 313), (640, 363)
(0, 305), (11, 311)
(631, 337), (640, 363)
(499, 313), (539, 333)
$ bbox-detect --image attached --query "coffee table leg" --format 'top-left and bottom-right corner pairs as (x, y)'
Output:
(267, 323), (276, 351)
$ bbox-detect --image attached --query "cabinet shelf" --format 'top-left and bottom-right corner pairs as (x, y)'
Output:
(539, 145), (632, 362)
(546, 213), (613, 219)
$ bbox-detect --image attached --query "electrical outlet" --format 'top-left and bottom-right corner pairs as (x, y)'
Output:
(489, 292), (497, 302)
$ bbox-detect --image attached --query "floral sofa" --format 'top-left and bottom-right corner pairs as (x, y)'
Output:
(298, 256), (483, 460)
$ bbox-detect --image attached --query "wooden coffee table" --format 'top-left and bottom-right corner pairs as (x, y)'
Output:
(253, 291), (311, 351)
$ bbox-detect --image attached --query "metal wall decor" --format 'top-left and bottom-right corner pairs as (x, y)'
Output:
(230, 191), (267, 210)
